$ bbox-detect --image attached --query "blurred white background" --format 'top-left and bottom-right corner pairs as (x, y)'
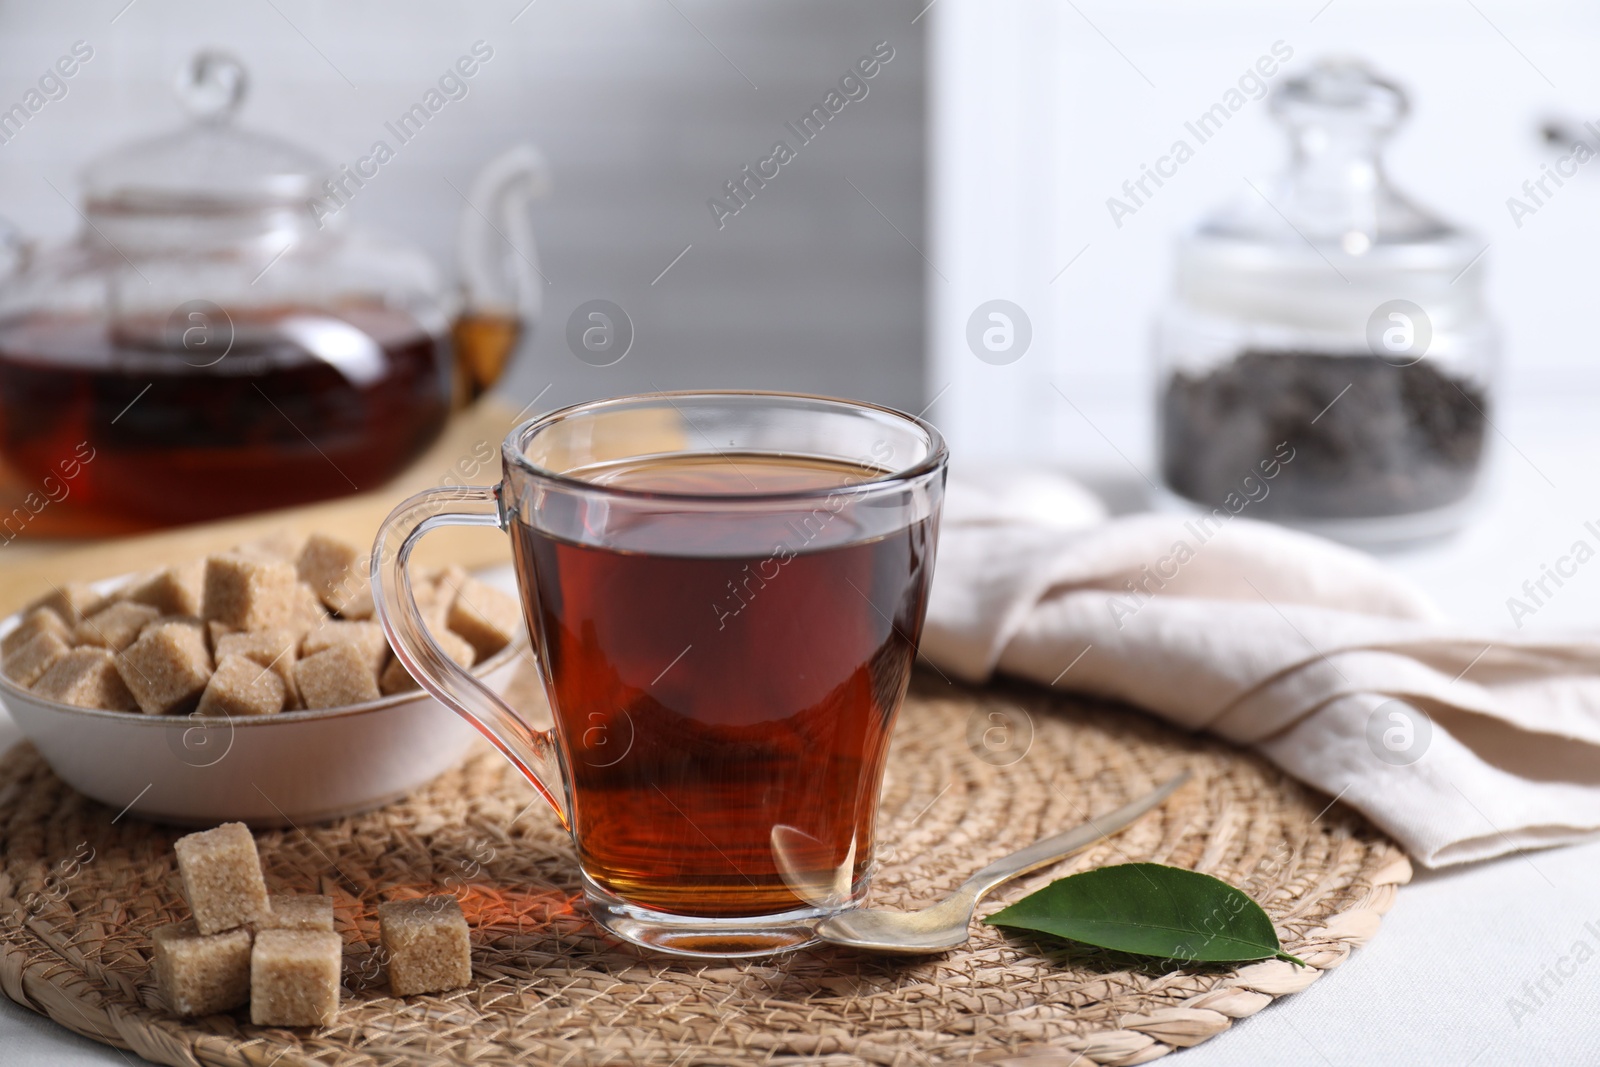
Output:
(932, 0), (1600, 459)
(930, 0), (1600, 633)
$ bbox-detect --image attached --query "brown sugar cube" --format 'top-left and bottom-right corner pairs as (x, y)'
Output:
(1, 606), (70, 658)
(435, 627), (477, 668)
(234, 529), (305, 564)
(201, 554), (302, 631)
(250, 929), (341, 1027)
(75, 601), (162, 651)
(295, 532), (359, 588)
(295, 533), (374, 618)
(125, 563), (205, 617)
(412, 580), (447, 633)
(196, 655), (287, 717)
(426, 565), (469, 594)
(117, 622), (213, 715)
(214, 628), (296, 667)
(378, 657), (415, 695)
(379, 630), (475, 695)
(140, 615), (206, 641)
(334, 579), (374, 620)
(2, 628), (70, 686)
(378, 896), (472, 996)
(102, 570), (150, 603)
(288, 582), (329, 638)
(426, 566), (469, 621)
(32, 647), (138, 711)
(302, 620), (388, 675)
(151, 920), (252, 1017)
(25, 582), (108, 625)
(215, 628), (300, 708)
(420, 565), (467, 623)
(174, 822), (271, 934)
(261, 894), (335, 932)
(206, 620), (238, 651)
(293, 643), (382, 710)
(445, 578), (522, 661)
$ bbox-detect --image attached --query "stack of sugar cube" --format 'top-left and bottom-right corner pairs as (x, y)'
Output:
(153, 822), (475, 1024)
(2, 529), (522, 715)
(154, 822), (341, 1025)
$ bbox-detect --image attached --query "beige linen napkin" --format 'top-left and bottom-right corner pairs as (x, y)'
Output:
(923, 469), (1600, 867)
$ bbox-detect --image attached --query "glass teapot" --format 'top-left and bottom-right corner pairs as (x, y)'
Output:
(0, 51), (547, 533)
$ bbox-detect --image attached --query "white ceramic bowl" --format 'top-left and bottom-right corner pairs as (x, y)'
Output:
(0, 575), (520, 827)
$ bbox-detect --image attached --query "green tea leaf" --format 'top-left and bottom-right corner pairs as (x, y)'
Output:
(984, 863), (1302, 965)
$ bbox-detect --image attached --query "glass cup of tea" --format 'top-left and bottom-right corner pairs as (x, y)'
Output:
(373, 391), (946, 958)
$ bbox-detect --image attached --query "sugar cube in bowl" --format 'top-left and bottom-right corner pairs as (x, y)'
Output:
(0, 553), (526, 827)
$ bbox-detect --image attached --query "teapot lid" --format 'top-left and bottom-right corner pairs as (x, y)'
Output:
(82, 51), (328, 212)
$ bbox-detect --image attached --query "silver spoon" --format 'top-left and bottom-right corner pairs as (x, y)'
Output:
(813, 770), (1192, 954)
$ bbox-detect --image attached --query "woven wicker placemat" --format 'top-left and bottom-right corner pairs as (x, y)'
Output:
(0, 669), (1409, 1066)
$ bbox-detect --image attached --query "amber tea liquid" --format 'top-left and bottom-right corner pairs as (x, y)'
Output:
(511, 453), (935, 918)
(0, 305), (482, 532)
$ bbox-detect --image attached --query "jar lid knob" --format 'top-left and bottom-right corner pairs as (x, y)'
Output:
(177, 50), (247, 124)
(1271, 58), (1407, 145)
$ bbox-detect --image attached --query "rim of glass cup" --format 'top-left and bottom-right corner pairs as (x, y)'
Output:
(502, 389), (948, 503)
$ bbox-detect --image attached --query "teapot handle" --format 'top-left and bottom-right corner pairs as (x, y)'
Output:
(456, 145), (550, 328)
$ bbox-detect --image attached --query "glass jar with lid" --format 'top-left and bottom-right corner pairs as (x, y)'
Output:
(0, 51), (546, 534)
(1155, 59), (1495, 546)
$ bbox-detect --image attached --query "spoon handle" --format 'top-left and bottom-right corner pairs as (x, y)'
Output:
(960, 770), (1192, 901)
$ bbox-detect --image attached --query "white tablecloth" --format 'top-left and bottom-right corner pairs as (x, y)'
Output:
(5, 394), (1599, 1065)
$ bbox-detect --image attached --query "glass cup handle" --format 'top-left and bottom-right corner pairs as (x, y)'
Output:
(371, 483), (568, 827)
